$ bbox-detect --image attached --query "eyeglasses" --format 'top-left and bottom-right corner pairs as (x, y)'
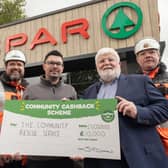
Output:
(45, 61), (63, 66)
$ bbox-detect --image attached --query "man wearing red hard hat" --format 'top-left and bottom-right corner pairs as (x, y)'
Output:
(135, 37), (168, 155)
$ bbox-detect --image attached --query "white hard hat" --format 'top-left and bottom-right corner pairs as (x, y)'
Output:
(4, 50), (26, 63)
(134, 38), (160, 55)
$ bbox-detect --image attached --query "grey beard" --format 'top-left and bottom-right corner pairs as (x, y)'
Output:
(9, 74), (22, 82)
(98, 68), (121, 82)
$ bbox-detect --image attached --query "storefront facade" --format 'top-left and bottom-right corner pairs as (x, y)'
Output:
(0, 0), (164, 92)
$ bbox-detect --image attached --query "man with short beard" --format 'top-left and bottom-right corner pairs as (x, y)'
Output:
(81, 47), (168, 168)
(0, 50), (28, 168)
(0, 50), (28, 101)
(23, 50), (77, 168)
(23, 50), (77, 101)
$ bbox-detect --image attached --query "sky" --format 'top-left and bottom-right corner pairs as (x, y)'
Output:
(25, 0), (91, 17)
(158, 0), (168, 65)
(25, 0), (168, 65)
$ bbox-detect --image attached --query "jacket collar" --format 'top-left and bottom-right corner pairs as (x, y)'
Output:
(40, 75), (63, 87)
(96, 74), (127, 98)
(136, 62), (167, 75)
(0, 72), (29, 88)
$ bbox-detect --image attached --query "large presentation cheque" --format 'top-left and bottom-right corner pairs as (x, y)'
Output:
(0, 99), (120, 160)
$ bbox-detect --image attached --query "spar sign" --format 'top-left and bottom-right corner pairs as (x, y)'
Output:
(5, 18), (89, 52)
(4, 2), (143, 52)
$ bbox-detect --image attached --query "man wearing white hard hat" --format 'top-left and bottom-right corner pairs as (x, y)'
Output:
(0, 50), (28, 168)
(1, 49), (28, 100)
(135, 37), (168, 155)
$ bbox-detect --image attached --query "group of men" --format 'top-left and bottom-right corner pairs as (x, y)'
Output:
(0, 36), (168, 168)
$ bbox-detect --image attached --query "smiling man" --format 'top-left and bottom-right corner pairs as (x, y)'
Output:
(0, 50), (28, 168)
(23, 50), (77, 168)
(0, 50), (28, 125)
(23, 50), (77, 100)
(81, 47), (168, 168)
(135, 37), (168, 155)
(1, 50), (28, 100)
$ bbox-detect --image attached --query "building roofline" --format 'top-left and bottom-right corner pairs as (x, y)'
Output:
(0, 0), (105, 29)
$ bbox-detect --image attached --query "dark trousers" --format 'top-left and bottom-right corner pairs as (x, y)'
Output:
(3, 161), (24, 168)
(84, 151), (129, 168)
(26, 158), (73, 168)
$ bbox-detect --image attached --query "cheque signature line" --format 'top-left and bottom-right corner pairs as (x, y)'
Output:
(78, 146), (113, 153)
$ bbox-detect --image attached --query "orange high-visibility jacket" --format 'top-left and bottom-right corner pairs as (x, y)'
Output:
(139, 62), (168, 155)
(0, 73), (28, 123)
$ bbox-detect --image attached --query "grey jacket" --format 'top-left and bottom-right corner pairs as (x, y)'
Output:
(23, 75), (77, 100)
(22, 75), (77, 163)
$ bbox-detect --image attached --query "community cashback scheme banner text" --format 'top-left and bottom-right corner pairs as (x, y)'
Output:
(0, 99), (120, 160)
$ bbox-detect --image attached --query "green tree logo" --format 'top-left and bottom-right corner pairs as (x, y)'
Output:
(102, 2), (143, 39)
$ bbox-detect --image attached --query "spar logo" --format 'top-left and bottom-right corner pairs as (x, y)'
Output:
(101, 2), (143, 39)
